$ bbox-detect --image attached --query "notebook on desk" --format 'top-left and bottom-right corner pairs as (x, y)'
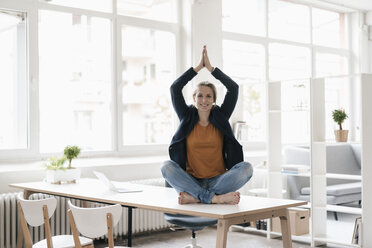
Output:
(93, 171), (142, 193)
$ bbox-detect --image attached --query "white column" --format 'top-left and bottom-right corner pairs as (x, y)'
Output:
(191, 0), (222, 81)
(361, 74), (372, 247)
(310, 78), (327, 246)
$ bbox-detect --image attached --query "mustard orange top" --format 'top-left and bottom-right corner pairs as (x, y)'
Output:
(186, 123), (226, 178)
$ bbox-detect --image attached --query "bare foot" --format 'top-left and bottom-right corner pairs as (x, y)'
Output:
(211, 192), (240, 204)
(178, 192), (200, 204)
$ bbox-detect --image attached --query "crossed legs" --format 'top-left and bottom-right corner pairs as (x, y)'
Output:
(161, 160), (253, 204)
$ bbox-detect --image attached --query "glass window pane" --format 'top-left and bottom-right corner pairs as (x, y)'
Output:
(121, 26), (175, 145)
(242, 83), (266, 142)
(223, 40), (266, 142)
(0, 10), (28, 150)
(312, 8), (346, 48)
(223, 40), (265, 81)
(39, 10), (112, 153)
(39, 0), (111, 13)
(222, 0), (265, 36)
(316, 53), (348, 77)
(281, 80), (310, 144)
(117, 0), (177, 23)
(269, 43), (311, 81)
(269, 0), (310, 43)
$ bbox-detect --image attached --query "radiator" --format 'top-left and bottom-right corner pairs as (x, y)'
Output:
(0, 178), (171, 248)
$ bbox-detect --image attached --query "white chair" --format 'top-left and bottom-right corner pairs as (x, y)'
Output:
(68, 201), (128, 248)
(17, 192), (93, 248)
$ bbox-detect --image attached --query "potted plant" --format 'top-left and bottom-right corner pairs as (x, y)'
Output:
(64, 145), (81, 169)
(43, 146), (82, 184)
(332, 109), (348, 142)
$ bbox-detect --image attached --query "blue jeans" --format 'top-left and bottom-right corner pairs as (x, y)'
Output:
(161, 160), (253, 204)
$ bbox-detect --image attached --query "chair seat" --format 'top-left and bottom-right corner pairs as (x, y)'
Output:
(164, 213), (217, 231)
(33, 235), (93, 248)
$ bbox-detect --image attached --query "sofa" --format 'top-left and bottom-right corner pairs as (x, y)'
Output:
(283, 143), (361, 208)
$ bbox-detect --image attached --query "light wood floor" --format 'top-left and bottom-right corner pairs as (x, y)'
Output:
(95, 226), (346, 248)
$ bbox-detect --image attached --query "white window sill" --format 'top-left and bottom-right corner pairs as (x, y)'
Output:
(0, 155), (168, 173)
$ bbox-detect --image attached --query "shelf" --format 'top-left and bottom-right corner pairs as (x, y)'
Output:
(313, 236), (359, 247)
(326, 205), (361, 215)
(281, 172), (361, 180)
(281, 171), (311, 177)
(312, 215), (360, 247)
(326, 173), (361, 181)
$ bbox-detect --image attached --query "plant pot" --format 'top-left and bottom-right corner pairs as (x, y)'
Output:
(46, 168), (81, 184)
(334, 130), (348, 142)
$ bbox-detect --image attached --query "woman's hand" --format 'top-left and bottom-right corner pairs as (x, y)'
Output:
(193, 47), (205, 73)
(203, 45), (214, 73)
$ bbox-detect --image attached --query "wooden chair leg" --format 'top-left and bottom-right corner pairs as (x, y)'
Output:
(17, 202), (33, 248)
(43, 205), (54, 248)
(107, 213), (114, 248)
(68, 210), (83, 248)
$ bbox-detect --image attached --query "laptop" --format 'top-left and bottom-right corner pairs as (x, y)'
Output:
(93, 171), (142, 193)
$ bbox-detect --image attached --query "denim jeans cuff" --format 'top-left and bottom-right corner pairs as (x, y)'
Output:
(199, 189), (214, 204)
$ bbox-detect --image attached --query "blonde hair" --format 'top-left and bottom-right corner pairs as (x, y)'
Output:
(192, 81), (217, 103)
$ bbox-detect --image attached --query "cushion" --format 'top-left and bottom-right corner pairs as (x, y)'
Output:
(301, 182), (361, 196)
(326, 144), (360, 174)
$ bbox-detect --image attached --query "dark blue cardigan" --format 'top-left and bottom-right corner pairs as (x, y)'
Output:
(168, 67), (244, 171)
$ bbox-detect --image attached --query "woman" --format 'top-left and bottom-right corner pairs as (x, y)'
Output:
(161, 46), (253, 205)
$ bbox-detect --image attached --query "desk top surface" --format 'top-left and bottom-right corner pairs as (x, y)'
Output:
(10, 178), (306, 219)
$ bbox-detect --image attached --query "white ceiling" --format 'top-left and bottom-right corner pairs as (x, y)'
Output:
(316, 0), (372, 11)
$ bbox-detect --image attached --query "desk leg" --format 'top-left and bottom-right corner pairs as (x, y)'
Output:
(279, 209), (292, 248)
(216, 219), (229, 248)
(127, 207), (133, 247)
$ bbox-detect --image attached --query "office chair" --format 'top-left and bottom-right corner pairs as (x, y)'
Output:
(17, 193), (92, 248)
(164, 182), (217, 248)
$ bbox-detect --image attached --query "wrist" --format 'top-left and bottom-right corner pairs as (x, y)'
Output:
(193, 65), (202, 73)
(208, 66), (215, 73)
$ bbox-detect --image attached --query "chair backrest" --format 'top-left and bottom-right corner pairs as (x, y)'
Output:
(68, 201), (122, 238)
(17, 192), (57, 227)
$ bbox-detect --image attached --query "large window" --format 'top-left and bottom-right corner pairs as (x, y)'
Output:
(39, 10), (112, 153)
(121, 26), (175, 145)
(222, 0), (349, 145)
(0, 10), (27, 150)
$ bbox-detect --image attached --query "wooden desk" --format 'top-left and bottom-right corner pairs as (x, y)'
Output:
(10, 178), (306, 248)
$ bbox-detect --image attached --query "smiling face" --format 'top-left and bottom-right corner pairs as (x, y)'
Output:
(193, 85), (216, 112)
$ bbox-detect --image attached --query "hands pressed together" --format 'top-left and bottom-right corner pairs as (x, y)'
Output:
(194, 45), (214, 73)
